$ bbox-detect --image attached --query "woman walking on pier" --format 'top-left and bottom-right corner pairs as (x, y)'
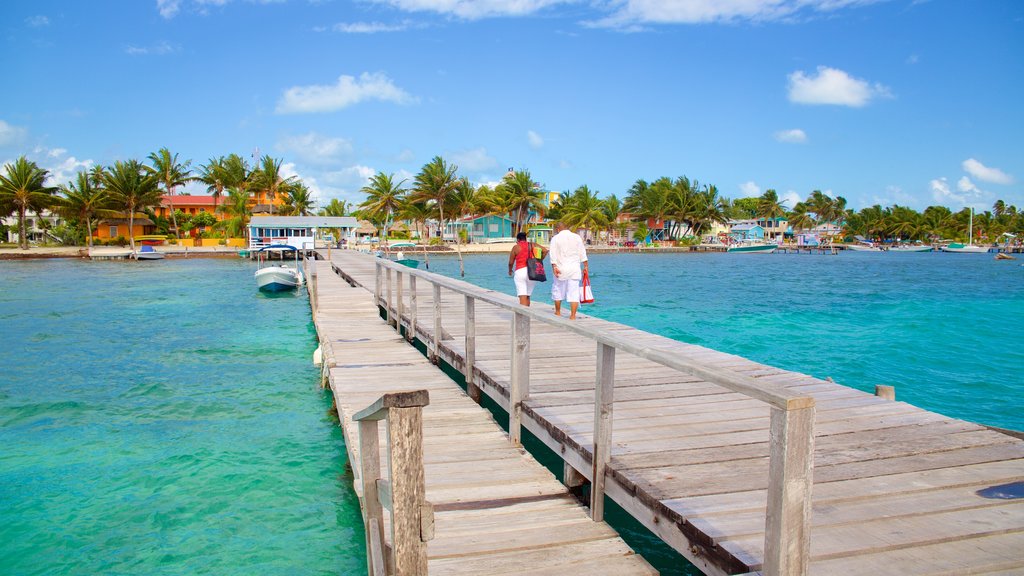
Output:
(509, 231), (547, 306)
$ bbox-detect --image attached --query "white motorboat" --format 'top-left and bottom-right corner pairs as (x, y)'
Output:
(847, 241), (884, 252)
(255, 245), (305, 292)
(727, 242), (777, 254)
(941, 208), (990, 253)
(888, 244), (933, 253)
(135, 245), (165, 260)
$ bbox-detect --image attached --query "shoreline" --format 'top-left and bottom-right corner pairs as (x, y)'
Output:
(0, 246), (243, 260)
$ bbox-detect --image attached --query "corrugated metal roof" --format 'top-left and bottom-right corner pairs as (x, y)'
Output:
(248, 216), (359, 228)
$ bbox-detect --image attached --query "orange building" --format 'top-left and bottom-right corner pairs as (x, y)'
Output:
(95, 193), (287, 240)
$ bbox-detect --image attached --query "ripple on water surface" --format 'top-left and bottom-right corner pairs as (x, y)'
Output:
(0, 259), (364, 575)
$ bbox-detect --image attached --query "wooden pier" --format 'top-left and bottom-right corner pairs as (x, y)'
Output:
(306, 259), (656, 575)
(316, 250), (1024, 575)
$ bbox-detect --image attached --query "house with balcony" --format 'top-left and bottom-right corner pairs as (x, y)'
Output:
(248, 216), (358, 250)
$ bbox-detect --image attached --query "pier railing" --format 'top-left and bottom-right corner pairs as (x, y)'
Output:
(353, 390), (434, 576)
(371, 259), (815, 575)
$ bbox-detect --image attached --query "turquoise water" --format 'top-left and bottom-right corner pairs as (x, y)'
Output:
(418, 251), (1024, 431)
(0, 258), (365, 575)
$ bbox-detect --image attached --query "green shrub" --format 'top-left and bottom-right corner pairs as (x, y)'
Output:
(429, 237), (443, 246)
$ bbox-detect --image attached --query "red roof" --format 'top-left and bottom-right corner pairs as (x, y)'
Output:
(162, 195), (216, 206)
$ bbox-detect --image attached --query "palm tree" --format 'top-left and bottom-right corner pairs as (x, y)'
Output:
(320, 198), (350, 217)
(56, 171), (115, 247)
(103, 159), (162, 255)
(496, 169), (544, 233)
(757, 189), (788, 219)
(359, 171), (407, 252)
(217, 186), (253, 240)
(283, 181), (315, 216)
(787, 202), (815, 233)
(0, 157), (57, 249)
(410, 156), (459, 242)
(690, 185), (730, 238)
(147, 147), (193, 240)
(601, 194), (622, 243)
(561, 185), (609, 240)
(197, 156), (227, 212)
(250, 155), (294, 215)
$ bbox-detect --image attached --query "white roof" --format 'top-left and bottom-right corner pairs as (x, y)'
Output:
(249, 216), (358, 229)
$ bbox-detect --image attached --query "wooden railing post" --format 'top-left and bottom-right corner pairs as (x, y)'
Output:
(358, 418), (385, 576)
(355, 390), (432, 576)
(385, 267), (394, 327)
(431, 283), (441, 364)
(374, 261), (381, 308)
(396, 269), (404, 336)
(408, 275), (417, 343)
(464, 295), (479, 402)
(509, 311), (530, 446)
(764, 404), (815, 576)
(387, 406), (428, 575)
(591, 342), (615, 521)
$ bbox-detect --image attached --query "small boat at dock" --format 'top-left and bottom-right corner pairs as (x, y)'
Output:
(255, 245), (305, 292)
(888, 244), (934, 253)
(135, 245), (165, 260)
(727, 242), (777, 254)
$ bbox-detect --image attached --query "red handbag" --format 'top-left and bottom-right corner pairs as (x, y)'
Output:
(581, 271), (595, 304)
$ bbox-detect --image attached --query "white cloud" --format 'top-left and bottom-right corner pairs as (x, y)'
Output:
(325, 21), (413, 33)
(450, 147), (499, 172)
(781, 190), (802, 209)
(738, 181), (761, 197)
(157, 0), (181, 18)
(276, 72), (417, 114)
(962, 158), (1013, 185)
(957, 176), (980, 195)
(588, 0), (889, 28)
(276, 132), (354, 165)
(367, 0), (568, 20)
(125, 41), (178, 56)
(26, 15), (50, 27)
(30, 147), (94, 187)
(320, 164), (376, 189)
(0, 120), (28, 146)
(774, 128), (807, 143)
(787, 66), (890, 107)
(930, 176), (986, 206)
(527, 130), (544, 149)
(396, 149), (415, 163)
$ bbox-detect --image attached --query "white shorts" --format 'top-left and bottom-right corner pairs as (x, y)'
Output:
(513, 267), (535, 296)
(551, 277), (580, 303)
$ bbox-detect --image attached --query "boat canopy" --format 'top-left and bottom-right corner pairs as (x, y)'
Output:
(257, 244), (300, 252)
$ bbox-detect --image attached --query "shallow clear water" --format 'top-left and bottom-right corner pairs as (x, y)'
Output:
(417, 250), (1024, 431)
(0, 258), (365, 575)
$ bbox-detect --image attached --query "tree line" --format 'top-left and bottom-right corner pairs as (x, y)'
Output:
(0, 149), (316, 252)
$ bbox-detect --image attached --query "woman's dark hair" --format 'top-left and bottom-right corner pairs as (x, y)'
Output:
(516, 232), (527, 241)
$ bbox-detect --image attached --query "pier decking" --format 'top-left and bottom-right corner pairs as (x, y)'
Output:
(316, 249), (1024, 575)
(308, 260), (656, 575)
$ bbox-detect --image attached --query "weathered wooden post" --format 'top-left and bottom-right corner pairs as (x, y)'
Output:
(408, 275), (417, 343)
(464, 295), (479, 402)
(764, 402), (815, 576)
(385, 267), (394, 327)
(875, 384), (895, 400)
(591, 342), (615, 521)
(374, 261), (381, 309)
(509, 311), (530, 446)
(358, 417), (385, 576)
(396, 269), (404, 336)
(431, 283), (442, 364)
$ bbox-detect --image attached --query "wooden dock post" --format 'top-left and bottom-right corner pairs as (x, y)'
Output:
(408, 275), (417, 343)
(875, 384), (896, 400)
(374, 261), (381, 309)
(509, 310), (530, 446)
(464, 295), (479, 402)
(591, 342), (616, 521)
(354, 390), (432, 576)
(396, 270), (404, 336)
(385, 267), (394, 327)
(431, 284), (441, 364)
(764, 404), (815, 576)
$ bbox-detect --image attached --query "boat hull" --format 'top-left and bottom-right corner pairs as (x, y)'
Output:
(940, 244), (990, 253)
(847, 244), (884, 252)
(256, 267), (301, 291)
(727, 244), (777, 254)
(888, 246), (934, 252)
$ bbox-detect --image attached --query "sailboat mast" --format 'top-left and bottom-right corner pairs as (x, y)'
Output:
(969, 207), (974, 245)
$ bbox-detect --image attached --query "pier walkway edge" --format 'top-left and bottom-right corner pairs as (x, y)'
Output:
(319, 249), (1024, 576)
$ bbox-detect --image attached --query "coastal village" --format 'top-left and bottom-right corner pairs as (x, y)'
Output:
(3, 156), (1023, 256)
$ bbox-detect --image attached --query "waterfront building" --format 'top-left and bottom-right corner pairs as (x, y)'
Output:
(247, 215), (359, 250)
(2, 209), (64, 244)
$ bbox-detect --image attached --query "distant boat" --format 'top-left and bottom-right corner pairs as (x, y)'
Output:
(848, 240), (884, 252)
(388, 241), (416, 249)
(941, 208), (990, 253)
(727, 242), (777, 254)
(255, 245), (305, 292)
(888, 244), (934, 253)
(135, 245), (164, 260)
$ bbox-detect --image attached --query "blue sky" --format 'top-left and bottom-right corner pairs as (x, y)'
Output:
(2, 0), (1022, 213)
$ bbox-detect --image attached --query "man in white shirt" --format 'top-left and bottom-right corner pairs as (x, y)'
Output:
(548, 221), (589, 319)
